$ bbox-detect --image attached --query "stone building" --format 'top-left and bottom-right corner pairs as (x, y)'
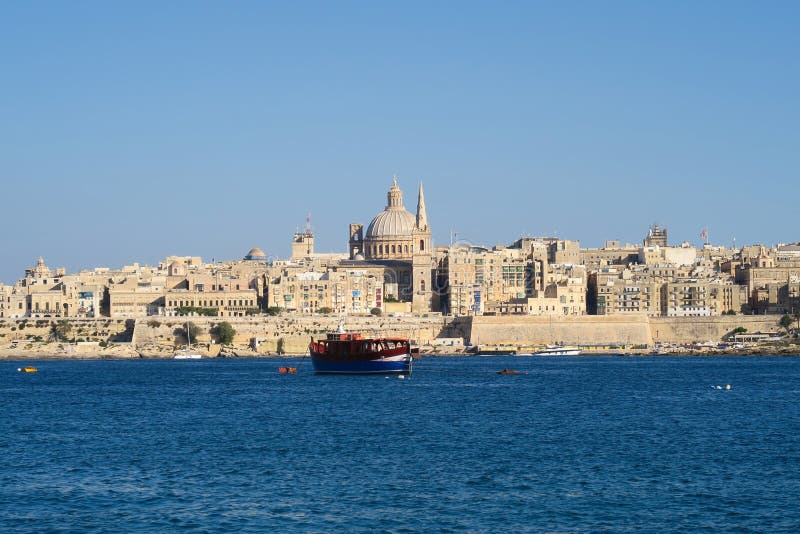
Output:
(736, 245), (800, 314)
(437, 239), (586, 317)
(588, 263), (746, 317)
(164, 288), (258, 317)
(644, 224), (668, 247)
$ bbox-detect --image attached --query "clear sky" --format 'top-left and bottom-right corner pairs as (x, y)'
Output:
(2, 1), (798, 283)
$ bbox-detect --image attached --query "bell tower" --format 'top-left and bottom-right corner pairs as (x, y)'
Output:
(349, 224), (364, 259)
(412, 182), (432, 312)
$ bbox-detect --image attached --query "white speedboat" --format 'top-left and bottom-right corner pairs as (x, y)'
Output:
(533, 346), (581, 356)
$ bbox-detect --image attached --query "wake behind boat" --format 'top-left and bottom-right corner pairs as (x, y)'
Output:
(309, 332), (413, 374)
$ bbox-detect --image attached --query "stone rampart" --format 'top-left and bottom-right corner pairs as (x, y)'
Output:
(466, 314), (786, 347)
(649, 316), (782, 344)
(0, 313), (790, 358)
(468, 315), (652, 346)
(133, 315), (449, 355)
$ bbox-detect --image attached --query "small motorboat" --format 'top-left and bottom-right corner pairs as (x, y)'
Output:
(496, 368), (521, 375)
(278, 367), (298, 374)
(18, 367), (38, 373)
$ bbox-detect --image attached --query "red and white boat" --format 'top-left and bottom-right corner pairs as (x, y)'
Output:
(309, 332), (413, 374)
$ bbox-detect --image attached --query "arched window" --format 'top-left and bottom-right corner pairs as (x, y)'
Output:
(379, 245), (383, 254)
(421, 280), (426, 292)
(391, 245), (396, 254)
(420, 239), (425, 251)
(404, 245), (409, 254)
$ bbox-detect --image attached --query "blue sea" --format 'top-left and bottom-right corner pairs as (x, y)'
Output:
(2, 356), (800, 532)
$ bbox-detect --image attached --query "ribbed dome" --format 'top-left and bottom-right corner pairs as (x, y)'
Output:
(365, 208), (416, 238)
(244, 247), (267, 260)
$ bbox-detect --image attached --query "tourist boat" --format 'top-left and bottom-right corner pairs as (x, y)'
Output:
(278, 366), (298, 374)
(309, 331), (413, 374)
(496, 369), (521, 375)
(18, 366), (38, 373)
(532, 345), (582, 356)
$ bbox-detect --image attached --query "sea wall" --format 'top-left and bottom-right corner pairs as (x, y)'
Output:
(649, 316), (782, 344)
(465, 314), (785, 347)
(467, 315), (653, 347)
(0, 318), (138, 359)
(131, 315), (449, 356)
(0, 313), (789, 358)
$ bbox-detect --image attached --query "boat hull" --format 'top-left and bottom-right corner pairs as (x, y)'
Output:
(310, 353), (412, 374)
(174, 353), (202, 360)
(310, 333), (413, 374)
(532, 349), (581, 356)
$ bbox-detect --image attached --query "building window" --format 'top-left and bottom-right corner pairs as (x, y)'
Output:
(404, 245), (409, 254)
(420, 239), (425, 251)
(391, 245), (396, 254)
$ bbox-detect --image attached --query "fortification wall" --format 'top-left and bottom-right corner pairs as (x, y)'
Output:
(0, 313), (788, 358)
(468, 315), (652, 346)
(649, 316), (782, 344)
(467, 314), (785, 347)
(0, 318), (137, 358)
(133, 315), (449, 355)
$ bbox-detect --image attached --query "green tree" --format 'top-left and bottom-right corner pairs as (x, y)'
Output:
(276, 337), (285, 355)
(317, 307), (332, 315)
(732, 326), (747, 334)
(266, 307), (284, 316)
(216, 321), (236, 345)
(54, 320), (72, 341)
(370, 307), (382, 316)
(779, 314), (794, 332)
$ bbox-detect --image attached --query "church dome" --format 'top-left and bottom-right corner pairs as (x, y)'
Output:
(365, 177), (416, 238)
(244, 247), (267, 261)
(366, 209), (416, 238)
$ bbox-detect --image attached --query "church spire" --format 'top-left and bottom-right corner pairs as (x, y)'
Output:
(416, 182), (428, 231)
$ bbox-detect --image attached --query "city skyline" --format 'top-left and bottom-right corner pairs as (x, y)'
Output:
(3, 2), (798, 283)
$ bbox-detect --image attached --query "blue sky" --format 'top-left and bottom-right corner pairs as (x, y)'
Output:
(2, 1), (798, 283)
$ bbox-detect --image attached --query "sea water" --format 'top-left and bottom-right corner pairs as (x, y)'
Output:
(2, 356), (800, 532)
